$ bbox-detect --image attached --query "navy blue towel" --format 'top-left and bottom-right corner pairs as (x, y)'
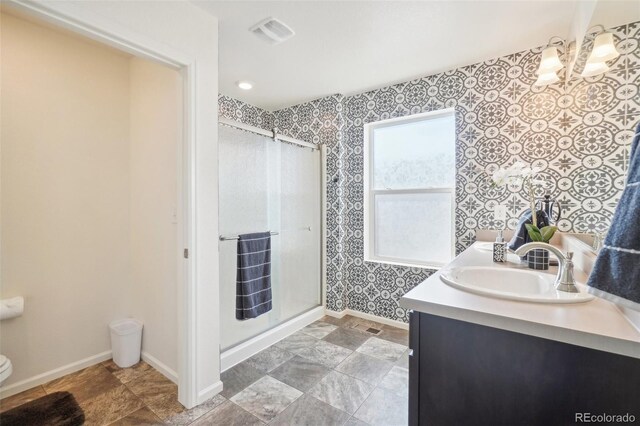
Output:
(507, 209), (550, 252)
(236, 232), (272, 320)
(587, 122), (640, 310)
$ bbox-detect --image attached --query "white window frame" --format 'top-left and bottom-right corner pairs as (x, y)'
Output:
(363, 108), (456, 269)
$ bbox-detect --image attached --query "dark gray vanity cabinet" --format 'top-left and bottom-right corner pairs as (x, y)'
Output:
(408, 311), (640, 426)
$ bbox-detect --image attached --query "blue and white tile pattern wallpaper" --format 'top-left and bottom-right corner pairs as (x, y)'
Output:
(219, 21), (640, 322)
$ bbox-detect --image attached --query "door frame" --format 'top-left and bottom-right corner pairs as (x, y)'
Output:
(3, 0), (206, 408)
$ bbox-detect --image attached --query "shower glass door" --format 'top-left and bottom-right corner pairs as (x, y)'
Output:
(218, 125), (322, 351)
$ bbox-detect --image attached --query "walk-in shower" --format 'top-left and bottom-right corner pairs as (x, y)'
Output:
(218, 120), (324, 368)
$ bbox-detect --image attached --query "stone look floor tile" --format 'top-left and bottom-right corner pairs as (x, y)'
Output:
(275, 331), (320, 354)
(126, 369), (185, 420)
(80, 384), (145, 425)
(0, 322), (412, 426)
(308, 371), (375, 415)
(165, 394), (226, 425)
(0, 385), (46, 413)
(269, 355), (331, 392)
(353, 387), (408, 426)
(230, 375), (302, 422)
(243, 345), (295, 373)
(191, 400), (264, 426)
(344, 416), (370, 426)
(43, 364), (104, 392)
(108, 406), (165, 425)
(319, 315), (351, 327)
(378, 366), (409, 396)
(220, 362), (265, 399)
(356, 337), (406, 362)
(43, 364), (122, 403)
(395, 349), (410, 368)
(322, 327), (370, 351)
(378, 325), (409, 346)
(301, 321), (338, 339)
(335, 352), (393, 385)
(343, 317), (386, 332)
(296, 340), (353, 368)
(270, 394), (351, 426)
(350, 323), (384, 335)
(103, 359), (153, 384)
(340, 316), (368, 329)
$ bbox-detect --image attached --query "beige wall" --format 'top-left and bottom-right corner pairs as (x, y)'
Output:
(21, 0), (220, 406)
(128, 57), (181, 376)
(1, 13), (181, 389)
(0, 13), (132, 385)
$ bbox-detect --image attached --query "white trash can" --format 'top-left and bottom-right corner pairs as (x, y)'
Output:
(109, 319), (143, 368)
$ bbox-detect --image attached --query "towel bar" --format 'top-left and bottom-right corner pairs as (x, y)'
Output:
(218, 226), (311, 241)
(219, 231), (279, 241)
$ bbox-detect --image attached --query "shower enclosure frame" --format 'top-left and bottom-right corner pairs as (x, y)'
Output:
(4, 0), (217, 408)
(217, 118), (327, 371)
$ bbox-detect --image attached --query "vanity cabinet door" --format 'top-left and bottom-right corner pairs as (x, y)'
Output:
(412, 311), (640, 426)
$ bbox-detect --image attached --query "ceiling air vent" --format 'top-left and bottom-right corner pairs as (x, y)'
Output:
(250, 17), (295, 45)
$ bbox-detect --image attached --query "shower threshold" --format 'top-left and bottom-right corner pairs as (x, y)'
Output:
(220, 305), (324, 372)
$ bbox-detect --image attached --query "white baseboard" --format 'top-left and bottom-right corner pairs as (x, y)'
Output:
(0, 349), (179, 401)
(0, 350), (112, 400)
(220, 305), (325, 372)
(325, 308), (409, 330)
(197, 380), (223, 405)
(141, 351), (178, 384)
(323, 309), (347, 319)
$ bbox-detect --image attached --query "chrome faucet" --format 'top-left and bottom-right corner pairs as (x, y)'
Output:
(514, 242), (579, 293)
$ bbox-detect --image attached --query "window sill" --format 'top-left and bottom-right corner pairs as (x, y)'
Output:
(364, 256), (444, 271)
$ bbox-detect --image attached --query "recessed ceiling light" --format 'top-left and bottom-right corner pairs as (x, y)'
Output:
(237, 81), (253, 90)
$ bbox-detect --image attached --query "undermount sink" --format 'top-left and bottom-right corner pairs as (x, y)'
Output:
(440, 266), (594, 304)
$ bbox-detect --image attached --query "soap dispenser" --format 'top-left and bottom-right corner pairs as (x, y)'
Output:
(493, 230), (507, 263)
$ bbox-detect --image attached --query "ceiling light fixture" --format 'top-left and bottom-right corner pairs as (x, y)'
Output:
(534, 37), (565, 86)
(581, 26), (620, 78)
(236, 81), (253, 90)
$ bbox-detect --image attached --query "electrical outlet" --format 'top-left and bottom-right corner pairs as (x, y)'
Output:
(494, 205), (507, 222)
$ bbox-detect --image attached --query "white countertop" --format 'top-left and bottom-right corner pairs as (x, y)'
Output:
(400, 242), (640, 359)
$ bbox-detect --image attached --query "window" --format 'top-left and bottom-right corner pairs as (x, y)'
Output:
(364, 109), (456, 268)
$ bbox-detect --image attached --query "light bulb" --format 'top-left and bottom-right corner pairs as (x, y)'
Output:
(536, 46), (563, 75)
(581, 61), (610, 78)
(590, 32), (620, 62)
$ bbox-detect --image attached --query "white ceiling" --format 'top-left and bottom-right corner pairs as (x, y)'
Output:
(590, 0), (640, 30)
(195, 1), (585, 111)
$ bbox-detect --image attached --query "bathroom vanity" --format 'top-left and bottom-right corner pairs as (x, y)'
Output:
(401, 242), (640, 426)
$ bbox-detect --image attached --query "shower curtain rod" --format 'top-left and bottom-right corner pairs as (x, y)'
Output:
(219, 117), (318, 151)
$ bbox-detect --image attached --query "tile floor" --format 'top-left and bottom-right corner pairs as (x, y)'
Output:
(0, 315), (409, 425)
(0, 358), (192, 425)
(219, 315), (409, 426)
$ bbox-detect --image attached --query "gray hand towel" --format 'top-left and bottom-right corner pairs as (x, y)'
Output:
(587, 122), (640, 311)
(236, 232), (273, 320)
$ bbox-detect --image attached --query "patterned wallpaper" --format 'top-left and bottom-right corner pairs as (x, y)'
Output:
(219, 20), (640, 322)
(218, 95), (275, 130)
